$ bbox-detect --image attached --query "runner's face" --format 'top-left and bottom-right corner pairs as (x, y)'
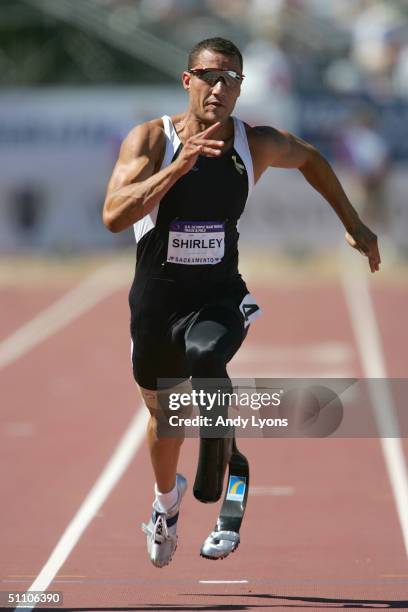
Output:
(183, 49), (243, 124)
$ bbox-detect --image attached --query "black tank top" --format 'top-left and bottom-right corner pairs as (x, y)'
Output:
(133, 115), (254, 285)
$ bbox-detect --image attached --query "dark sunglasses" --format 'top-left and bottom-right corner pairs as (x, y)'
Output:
(188, 68), (244, 88)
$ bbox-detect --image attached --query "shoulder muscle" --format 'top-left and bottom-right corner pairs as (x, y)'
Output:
(106, 120), (166, 194)
(248, 124), (317, 173)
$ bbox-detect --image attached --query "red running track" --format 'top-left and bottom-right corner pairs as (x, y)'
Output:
(1, 269), (408, 611)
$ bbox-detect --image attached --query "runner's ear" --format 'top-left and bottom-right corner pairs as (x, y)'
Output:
(182, 71), (191, 91)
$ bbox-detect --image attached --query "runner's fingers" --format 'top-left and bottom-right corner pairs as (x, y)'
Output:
(200, 121), (222, 137)
(183, 144), (203, 158)
(370, 257), (379, 273)
(368, 248), (381, 273)
(345, 232), (380, 273)
(190, 138), (224, 148)
(185, 144), (222, 157)
(373, 242), (381, 264)
(199, 146), (223, 156)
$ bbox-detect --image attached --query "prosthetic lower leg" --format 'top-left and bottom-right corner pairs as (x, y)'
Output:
(199, 436), (249, 559)
(192, 378), (250, 559)
(193, 436), (232, 502)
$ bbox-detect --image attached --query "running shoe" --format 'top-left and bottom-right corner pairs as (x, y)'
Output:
(200, 530), (240, 560)
(141, 473), (187, 568)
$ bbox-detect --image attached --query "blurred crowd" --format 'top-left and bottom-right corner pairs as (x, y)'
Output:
(99, 0), (408, 100)
(2, 0), (406, 253)
(96, 0), (405, 242)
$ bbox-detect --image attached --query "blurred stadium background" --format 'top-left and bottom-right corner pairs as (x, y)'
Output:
(1, 0), (408, 264)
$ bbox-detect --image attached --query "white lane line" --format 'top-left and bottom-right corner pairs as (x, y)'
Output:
(15, 407), (149, 610)
(0, 262), (128, 371)
(249, 485), (294, 496)
(199, 580), (249, 584)
(340, 253), (408, 558)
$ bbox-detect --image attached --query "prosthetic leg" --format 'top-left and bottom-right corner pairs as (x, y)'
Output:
(194, 434), (249, 560)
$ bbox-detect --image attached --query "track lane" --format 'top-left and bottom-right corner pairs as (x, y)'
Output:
(33, 279), (408, 609)
(0, 286), (68, 343)
(1, 288), (137, 584)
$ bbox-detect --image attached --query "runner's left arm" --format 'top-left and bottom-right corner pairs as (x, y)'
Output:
(252, 126), (381, 273)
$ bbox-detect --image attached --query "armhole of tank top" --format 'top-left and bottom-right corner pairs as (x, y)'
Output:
(133, 115), (180, 244)
(161, 115), (181, 169)
(232, 116), (254, 198)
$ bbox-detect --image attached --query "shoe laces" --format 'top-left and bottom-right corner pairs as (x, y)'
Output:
(142, 513), (176, 545)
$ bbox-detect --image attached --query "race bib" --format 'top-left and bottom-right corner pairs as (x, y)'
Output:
(167, 221), (225, 265)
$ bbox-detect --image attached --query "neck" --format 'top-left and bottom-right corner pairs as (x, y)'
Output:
(174, 110), (232, 142)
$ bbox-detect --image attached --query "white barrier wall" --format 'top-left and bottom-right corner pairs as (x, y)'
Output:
(0, 88), (404, 252)
(0, 87), (185, 251)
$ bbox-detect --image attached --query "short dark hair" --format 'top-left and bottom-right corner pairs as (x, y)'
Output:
(188, 37), (243, 71)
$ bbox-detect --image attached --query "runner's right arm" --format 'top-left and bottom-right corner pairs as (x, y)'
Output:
(103, 120), (224, 233)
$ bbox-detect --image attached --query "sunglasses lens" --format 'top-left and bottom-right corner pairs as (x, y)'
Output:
(194, 70), (241, 87)
(203, 72), (223, 86)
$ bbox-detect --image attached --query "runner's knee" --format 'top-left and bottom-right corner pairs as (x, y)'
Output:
(139, 386), (158, 417)
(186, 344), (226, 378)
(139, 381), (193, 418)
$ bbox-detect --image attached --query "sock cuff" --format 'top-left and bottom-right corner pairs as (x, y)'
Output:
(155, 481), (177, 496)
(154, 480), (178, 513)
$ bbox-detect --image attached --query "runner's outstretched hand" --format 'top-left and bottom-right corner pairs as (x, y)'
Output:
(173, 122), (224, 175)
(345, 222), (381, 273)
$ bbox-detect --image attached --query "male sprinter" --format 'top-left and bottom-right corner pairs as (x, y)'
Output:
(103, 37), (380, 568)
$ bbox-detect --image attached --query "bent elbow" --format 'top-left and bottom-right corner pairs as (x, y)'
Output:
(312, 146), (326, 164)
(103, 208), (122, 233)
(105, 221), (121, 233)
(103, 195), (144, 232)
(299, 145), (325, 173)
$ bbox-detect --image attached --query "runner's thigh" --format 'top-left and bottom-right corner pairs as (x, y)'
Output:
(184, 302), (247, 367)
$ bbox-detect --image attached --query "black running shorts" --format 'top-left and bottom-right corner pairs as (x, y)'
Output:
(129, 274), (259, 390)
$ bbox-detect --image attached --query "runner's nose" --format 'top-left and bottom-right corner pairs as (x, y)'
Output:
(211, 77), (226, 90)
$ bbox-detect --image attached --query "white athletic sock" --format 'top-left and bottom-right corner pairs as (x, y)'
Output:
(154, 481), (178, 513)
